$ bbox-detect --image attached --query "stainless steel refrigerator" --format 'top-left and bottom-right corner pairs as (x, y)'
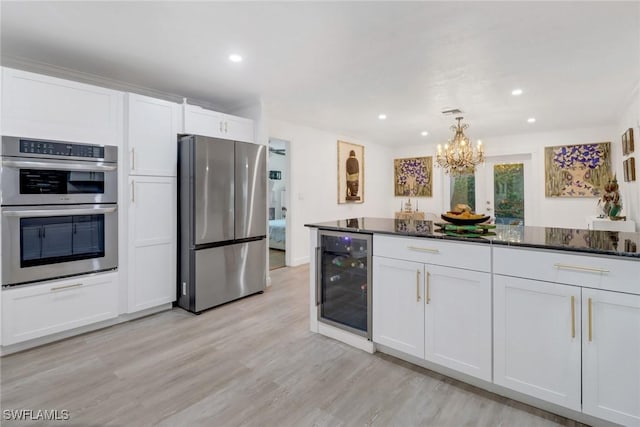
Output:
(177, 135), (267, 313)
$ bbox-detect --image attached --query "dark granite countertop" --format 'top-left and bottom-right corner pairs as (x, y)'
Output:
(305, 217), (640, 259)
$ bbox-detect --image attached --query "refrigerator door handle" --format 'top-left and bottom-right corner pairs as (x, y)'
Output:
(315, 246), (322, 306)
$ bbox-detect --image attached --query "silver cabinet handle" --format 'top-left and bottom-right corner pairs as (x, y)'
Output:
(554, 263), (609, 274)
(3, 206), (117, 217)
(131, 148), (136, 171)
(51, 283), (82, 292)
(219, 121), (224, 133)
(416, 269), (421, 302)
(407, 246), (440, 254)
(2, 159), (116, 172)
(131, 180), (135, 203)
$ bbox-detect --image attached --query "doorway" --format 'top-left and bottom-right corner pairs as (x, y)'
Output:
(476, 154), (532, 225)
(268, 138), (289, 270)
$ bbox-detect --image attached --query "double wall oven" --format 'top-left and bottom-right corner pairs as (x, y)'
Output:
(1, 136), (118, 286)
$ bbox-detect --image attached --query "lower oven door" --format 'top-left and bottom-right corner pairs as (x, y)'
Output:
(1, 204), (118, 286)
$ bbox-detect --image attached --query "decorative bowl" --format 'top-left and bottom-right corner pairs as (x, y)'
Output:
(440, 213), (491, 225)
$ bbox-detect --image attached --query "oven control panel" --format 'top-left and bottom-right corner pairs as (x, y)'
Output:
(20, 140), (105, 158)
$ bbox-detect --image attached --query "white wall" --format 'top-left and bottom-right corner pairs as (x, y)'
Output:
(391, 125), (626, 229)
(268, 119), (393, 265)
(615, 82), (640, 230)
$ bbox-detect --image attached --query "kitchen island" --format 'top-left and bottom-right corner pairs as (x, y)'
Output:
(306, 218), (640, 427)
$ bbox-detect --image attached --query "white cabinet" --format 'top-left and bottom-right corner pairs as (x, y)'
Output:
(125, 93), (178, 314)
(1, 67), (123, 145)
(127, 177), (176, 313)
(126, 93), (181, 176)
(494, 275), (582, 411)
(183, 104), (254, 142)
(372, 235), (492, 381)
(1, 272), (118, 345)
(582, 289), (640, 426)
(373, 257), (425, 358)
(425, 265), (492, 381)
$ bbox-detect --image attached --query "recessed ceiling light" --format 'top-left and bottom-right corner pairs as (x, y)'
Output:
(421, 131), (429, 136)
(527, 117), (536, 123)
(378, 114), (387, 120)
(229, 54), (243, 63)
(511, 88), (523, 96)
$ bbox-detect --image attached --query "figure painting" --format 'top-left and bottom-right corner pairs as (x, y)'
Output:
(337, 140), (364, 204)
(544, 142), (611, 197)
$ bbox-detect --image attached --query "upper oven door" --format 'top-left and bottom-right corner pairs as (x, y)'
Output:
(1, 156), (117, 205)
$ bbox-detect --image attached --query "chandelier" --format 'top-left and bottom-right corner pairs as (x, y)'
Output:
(436, 117), (485, 175)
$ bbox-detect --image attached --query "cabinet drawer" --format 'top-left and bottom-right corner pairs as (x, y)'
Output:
(493, 247), (640, 294)
(2, 272), (118, 345)
(373, 235), (491, 272)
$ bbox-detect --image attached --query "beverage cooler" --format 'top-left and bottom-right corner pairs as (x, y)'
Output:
(316, 230), (372, 338)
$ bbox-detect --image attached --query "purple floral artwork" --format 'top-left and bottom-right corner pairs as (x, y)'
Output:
(545, 142), (611, 197)
(394, 157), (433, 197)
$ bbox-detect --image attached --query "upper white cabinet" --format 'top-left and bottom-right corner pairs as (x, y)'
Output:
(183, 104), (254, 143)
(582, 289), (640, 426)
(1, 67), (123, 145)
(373, 256), (425, 358)
(126, 93), (181, 176)
(493, 275), (582, 411)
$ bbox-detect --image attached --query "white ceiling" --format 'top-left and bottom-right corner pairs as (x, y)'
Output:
(1, 1), (639, 146)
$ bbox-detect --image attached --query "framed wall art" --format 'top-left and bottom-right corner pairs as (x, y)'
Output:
(394, 156), (433, 197)
(544, 142), (611, 197)
(622, 127), (634, 155)
(337, 140), (364, 204)
(624, 157), (636, 182)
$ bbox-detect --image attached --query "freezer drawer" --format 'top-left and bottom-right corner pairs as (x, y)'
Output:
(193, 239), (266, 312)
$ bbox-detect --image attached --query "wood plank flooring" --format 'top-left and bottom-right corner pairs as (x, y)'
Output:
(1, 265), (587, 426)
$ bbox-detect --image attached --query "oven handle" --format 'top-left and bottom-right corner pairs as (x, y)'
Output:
(2, 159), (117, 172)
(2, 206), (117, 217)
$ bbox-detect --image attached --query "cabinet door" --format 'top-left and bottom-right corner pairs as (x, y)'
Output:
(2, 272), (118, 345)
(494, 275), (581, 411)
(372, 256), (424, 358)
(223, 114), (254, 143)
(425, 265), (491, 381)
(183, 104), (224, 138)
(582, 289), (640, 426)
(1, 67), (123, 145)
(127, 93), (180, 176)
(128, 176), (176, 312)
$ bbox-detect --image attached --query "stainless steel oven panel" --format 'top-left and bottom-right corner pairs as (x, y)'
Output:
(1, 156), (117, 205)
(1, 204), (118, 286)
(2, 136), (118, 162)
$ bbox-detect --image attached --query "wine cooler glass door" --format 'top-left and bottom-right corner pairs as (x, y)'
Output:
(318, 230), (371, 338)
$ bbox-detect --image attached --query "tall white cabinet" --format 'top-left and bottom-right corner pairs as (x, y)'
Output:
(125, 93), (180, 313)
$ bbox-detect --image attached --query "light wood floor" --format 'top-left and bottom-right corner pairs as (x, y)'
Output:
(269, 248), (286, 270)
(1, 265), (587, 427)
